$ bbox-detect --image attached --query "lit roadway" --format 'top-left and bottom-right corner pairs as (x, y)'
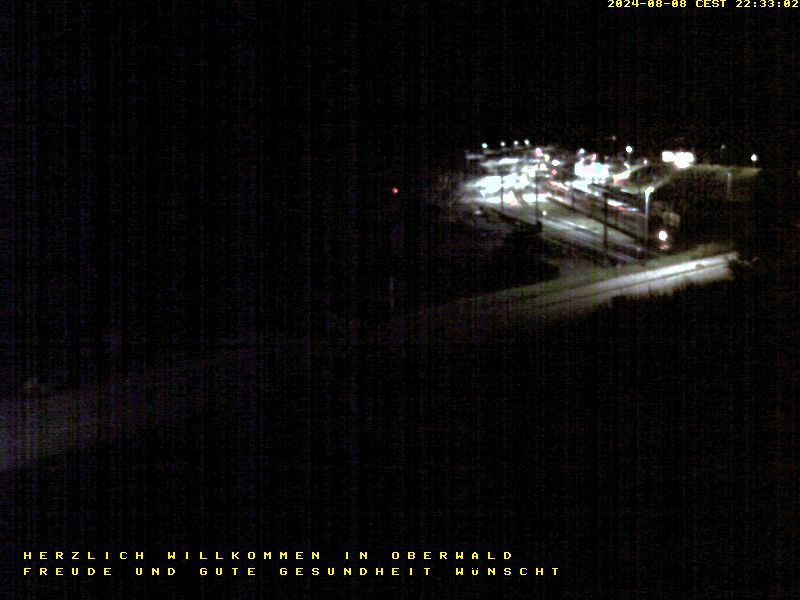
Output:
(411, 252), (738, 343)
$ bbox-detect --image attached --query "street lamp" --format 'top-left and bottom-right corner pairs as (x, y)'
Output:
(751, 153), (758, 164)
(644, 186), (654, 258)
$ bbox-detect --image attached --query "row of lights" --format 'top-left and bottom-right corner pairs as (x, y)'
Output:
(482, 139), (533, 150)
(482, 142), (635, 153)
(482, 142), (760, 165)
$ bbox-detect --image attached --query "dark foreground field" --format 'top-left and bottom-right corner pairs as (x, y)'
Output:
(4, 238), (799, 599)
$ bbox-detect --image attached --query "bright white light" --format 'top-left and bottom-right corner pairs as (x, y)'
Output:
(658, 230), (669, 242)
(474, 175), (502, 195)
(625, 145), (633, 154)
(484, 191), (517, 206)
(513, 140), (519, 146)
(645, 186), (655, 199)
(543, 154), (550, 162)
(542, 210), (547, 216)
(522, 192), (546, 204)
(524, 139), (530, 146)
(674, 152), (695, 169)
(498, 157), (520, 166)
(570, 179), (592, 194)
(503, 190), (519, 207)
(500, 141), (506, 147)
(613, 168), (631, 182)
(751, 153), (758, 162)
(643, 159), (648, 165)
(664, 150), (694, 169)
(551, 159), (560, 166)
(578, 148), (585, 155)
(481, 142), (488, 149)
(575, 160), (611, 181)
(574, 161), (591, 179)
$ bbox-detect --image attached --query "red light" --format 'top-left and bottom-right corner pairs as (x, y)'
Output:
(391, 187), (399, 195)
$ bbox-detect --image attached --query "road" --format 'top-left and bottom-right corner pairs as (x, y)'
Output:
(409, 252), (738, 343)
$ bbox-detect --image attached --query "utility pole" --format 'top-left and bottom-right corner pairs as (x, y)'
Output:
(643, 186), (654, 260)
(500, 169), (504, 214)
(602, 187), (608, 258)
